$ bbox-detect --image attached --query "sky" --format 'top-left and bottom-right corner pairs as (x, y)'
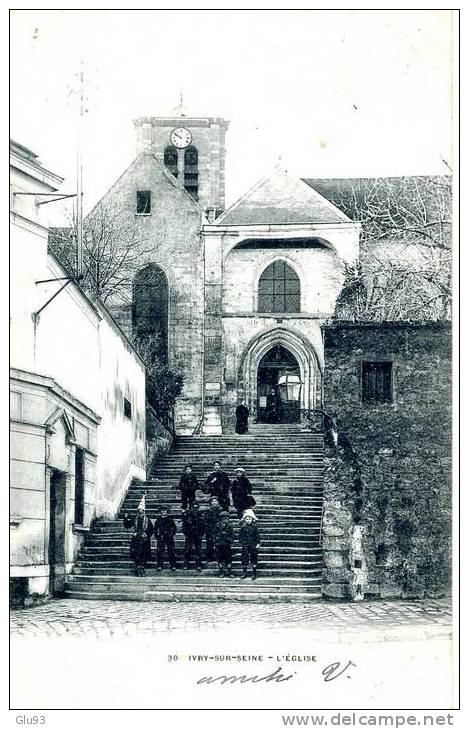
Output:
(10, 9), (453, 219)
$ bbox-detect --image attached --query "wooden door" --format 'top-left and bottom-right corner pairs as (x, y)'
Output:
(49, 469), (66, 595)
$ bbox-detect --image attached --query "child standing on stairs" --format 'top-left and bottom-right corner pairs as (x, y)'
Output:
(178, 464), (200, 510)
(204, 461), (231, 511)
(231, 467), (256, 519)
(156, 506), (177, 571)
(181, 501), (205, 571)
(204, 496), (222, 562)
(214, 511), (235, 578)
(238, 511), (260, 580)
(130, 494), (153, 577)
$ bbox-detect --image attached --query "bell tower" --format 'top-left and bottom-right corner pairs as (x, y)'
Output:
(134, 112), (229, 218)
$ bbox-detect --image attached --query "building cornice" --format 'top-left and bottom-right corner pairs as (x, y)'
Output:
(10, 150), (63, 189)
(10, 210), (51, 236)
(204, 221), (361, 235)
(10, 368), (102, 426)
(222, 312), (331, 320)
(134, 117), (229, 129)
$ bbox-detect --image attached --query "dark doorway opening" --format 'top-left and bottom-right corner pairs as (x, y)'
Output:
(256, 345), (301, 423)
(49, 469), (66, 596)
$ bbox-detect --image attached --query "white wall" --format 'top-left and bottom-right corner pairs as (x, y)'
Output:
(96, 315), (146, 517)
(10, 145), (146, 593)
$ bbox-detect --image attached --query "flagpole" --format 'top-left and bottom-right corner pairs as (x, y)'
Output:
(76, 59), (84, 279)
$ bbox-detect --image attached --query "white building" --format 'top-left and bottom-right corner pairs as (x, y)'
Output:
(10, 140), (146, 599)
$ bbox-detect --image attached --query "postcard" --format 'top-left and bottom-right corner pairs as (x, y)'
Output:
(9, 7), (458, 720)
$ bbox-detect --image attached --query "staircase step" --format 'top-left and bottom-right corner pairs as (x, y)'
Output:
(64, 588), (322, 603)
(68, 429), (325, 603)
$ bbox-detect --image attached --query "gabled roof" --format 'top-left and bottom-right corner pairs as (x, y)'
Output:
(45, 407), (75, 440)
(85, 151), (202, 219)
(303, 176), (451, 222)
(215, 166), (351, 226)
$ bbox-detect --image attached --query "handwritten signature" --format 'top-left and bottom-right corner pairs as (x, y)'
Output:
(197, 661), (357, 687)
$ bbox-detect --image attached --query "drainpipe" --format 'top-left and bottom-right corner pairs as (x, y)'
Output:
(320, 325), (325, 409)
(200, 228), (206, 433)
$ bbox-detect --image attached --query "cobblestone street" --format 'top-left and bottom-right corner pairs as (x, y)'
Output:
(10, 597), (452, 640)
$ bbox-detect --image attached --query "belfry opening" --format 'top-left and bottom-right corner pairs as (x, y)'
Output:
(256, 345), (301, 423)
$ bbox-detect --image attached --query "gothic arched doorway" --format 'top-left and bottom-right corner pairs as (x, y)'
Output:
(257, 345), (301, 423)
(238, 326), (322, 424)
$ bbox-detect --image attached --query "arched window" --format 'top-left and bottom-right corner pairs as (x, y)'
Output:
(258, 261), (300, 313)
(184, 145), (198, 201)
(164, 146), (178, 178)
(132, 265), (168, 360)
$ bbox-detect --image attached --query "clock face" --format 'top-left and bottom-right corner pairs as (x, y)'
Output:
(170, 127), (192, 149)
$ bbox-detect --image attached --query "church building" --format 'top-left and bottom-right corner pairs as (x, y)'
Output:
(73, 111), (451, 601)
(96, 113), (360, 435)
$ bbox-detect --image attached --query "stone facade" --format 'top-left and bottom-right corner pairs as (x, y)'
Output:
(321, 322), (452, 599)
(202, 168), (361, 433)
(88, 152), (205, 434)
(134, 115), (229, 214)
(93, 122), (362, 435)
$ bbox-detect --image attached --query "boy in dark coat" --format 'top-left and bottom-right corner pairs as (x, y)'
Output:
(156, 506), (177, 571)
(238, 512), (260, 580)
(205, 461), (231, 511)
(123, 512), (134, 530)
(204, 496), (222, 561)
(214, 511), (235, 577)
(181, 502), (205, 570)
(130, 495), (153, 576)
(178, 464), (200, 510)
(231, 467), (255, 519)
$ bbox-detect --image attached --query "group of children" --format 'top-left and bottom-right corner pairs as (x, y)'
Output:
(124, 460), (261, 580)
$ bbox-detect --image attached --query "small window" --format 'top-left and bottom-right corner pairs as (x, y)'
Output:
(124, 397), (132, 419)
(136, 190), (151, 215)
(362, 362), (392, 403)
(74, 447), (85, 525)
(164, 146), (178, 178)
(184, 145), (198, 201)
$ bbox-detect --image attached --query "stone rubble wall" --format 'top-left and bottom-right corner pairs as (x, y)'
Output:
(322, 322), (452, 600)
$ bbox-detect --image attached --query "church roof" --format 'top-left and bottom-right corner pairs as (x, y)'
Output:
(215, 167), (351, 226)
(302, 175), (451, 221)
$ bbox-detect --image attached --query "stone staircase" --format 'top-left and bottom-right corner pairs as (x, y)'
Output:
(65, 423), (324, 602)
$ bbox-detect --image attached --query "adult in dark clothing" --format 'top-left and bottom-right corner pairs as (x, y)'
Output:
(214, 511), (235, 577)
(178, 464), (200, 510)
(266, 388), (280, 423)
(181, 502), (205, 570)
(235, 402), (249, 434)
(130, 497), (153, 576)
(204, 496), (222, 561)
(231, 467), (256, 519)
(238, 512), (260, 580)
(205, 461), (231, 511)
(156, 506), (177, 571)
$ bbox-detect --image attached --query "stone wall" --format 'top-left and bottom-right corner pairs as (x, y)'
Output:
(322, 322), (452, 600)
(223, 245), (344, 315)
(134, 116), (229, 212)
(91, 152), (205, 434)
(146, 404), (174, 474)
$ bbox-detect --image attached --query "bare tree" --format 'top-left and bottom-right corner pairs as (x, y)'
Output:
(49, 199), (156, 305)
(329, 175), (452, 321)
